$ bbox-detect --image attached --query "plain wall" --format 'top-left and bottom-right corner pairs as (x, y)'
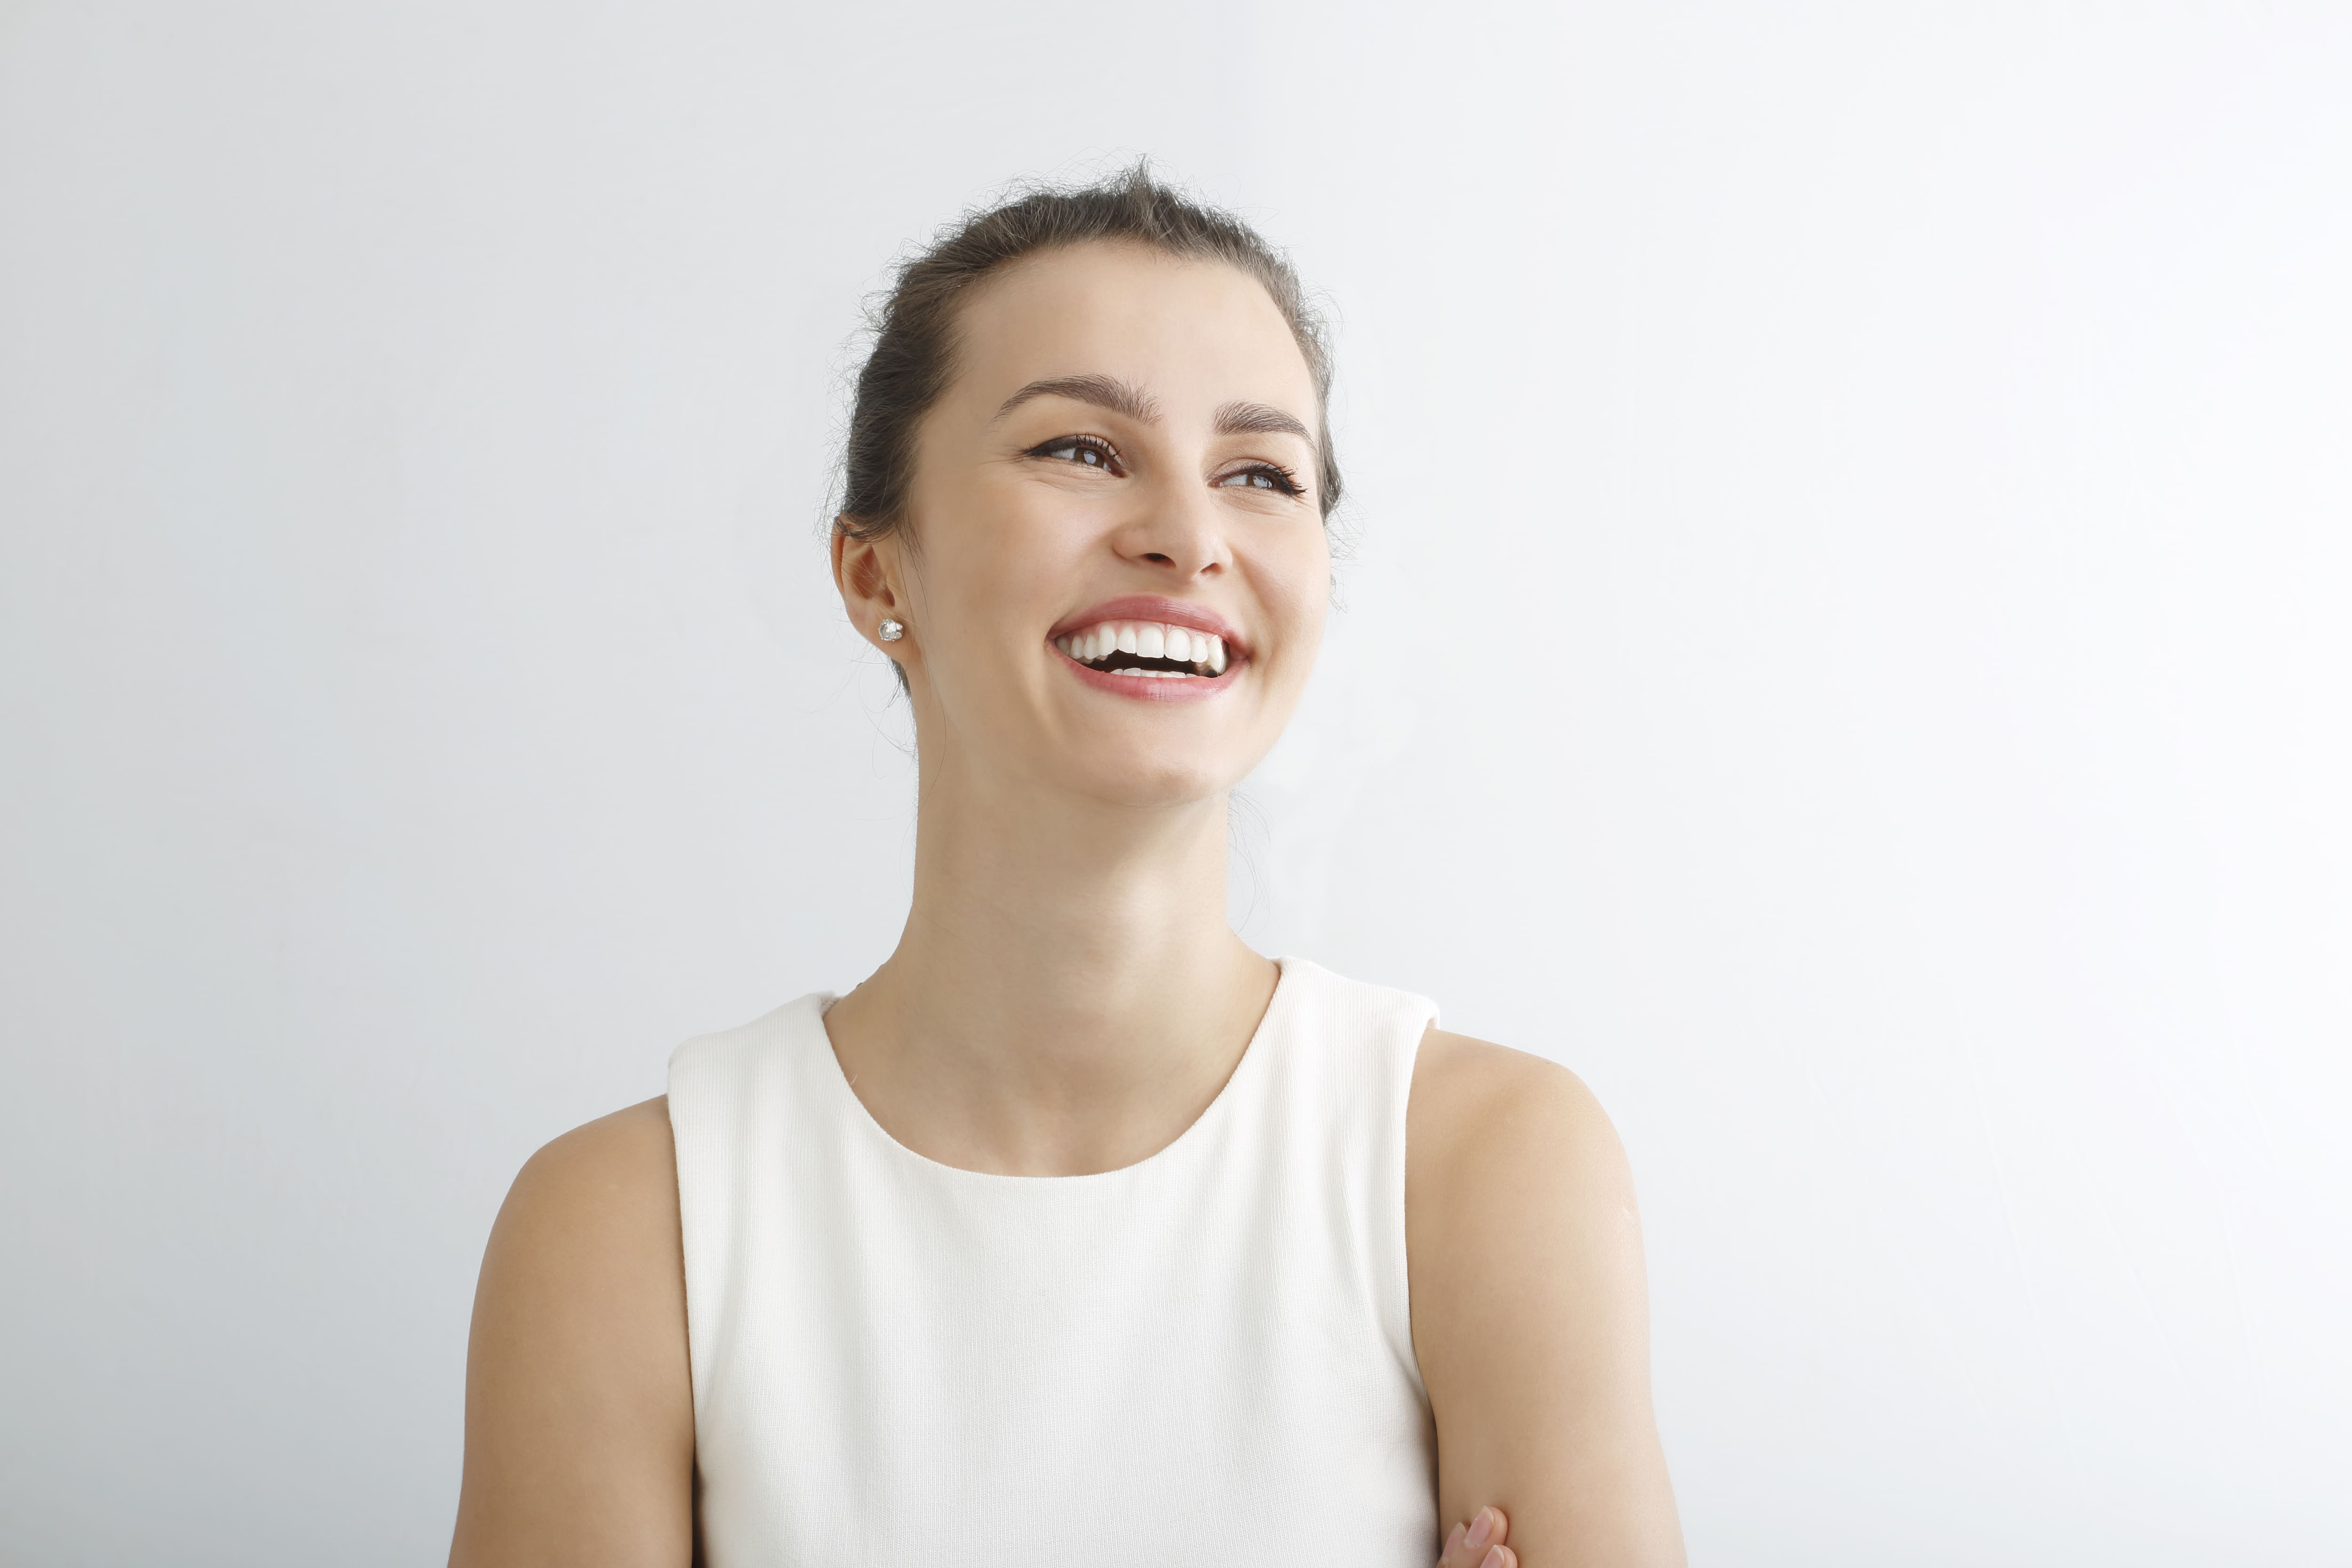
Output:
(3, 3), (2347, 1562)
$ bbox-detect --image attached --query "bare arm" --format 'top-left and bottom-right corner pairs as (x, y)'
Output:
(448, 1097), (696, 1568)
(1407, 1031), (1685, 1568)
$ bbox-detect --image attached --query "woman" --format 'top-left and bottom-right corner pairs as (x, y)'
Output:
(449, 168), (1685, 1568)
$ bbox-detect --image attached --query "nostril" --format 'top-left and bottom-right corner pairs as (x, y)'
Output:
(1142, 552), (1174, 565)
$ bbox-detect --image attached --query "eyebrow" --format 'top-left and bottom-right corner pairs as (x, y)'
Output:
(1212, 400), (1312, 444)
(991, 376), (1317, 450)
(993, 374), (1160, 424)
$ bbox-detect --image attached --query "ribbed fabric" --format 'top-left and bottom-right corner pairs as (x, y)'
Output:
(666, 956), (1440, 1566)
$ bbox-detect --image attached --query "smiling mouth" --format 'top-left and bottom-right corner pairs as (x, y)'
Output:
(1054, 619), (1232, 680)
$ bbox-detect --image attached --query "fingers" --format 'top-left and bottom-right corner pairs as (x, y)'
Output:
(1436, 1505), (1514, 1568)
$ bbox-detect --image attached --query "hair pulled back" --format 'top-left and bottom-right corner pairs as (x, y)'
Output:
(836, 163), (1340, 542)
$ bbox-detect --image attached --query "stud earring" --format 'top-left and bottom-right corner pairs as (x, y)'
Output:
(878, 618), (904, 642)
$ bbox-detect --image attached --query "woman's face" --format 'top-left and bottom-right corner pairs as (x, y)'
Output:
(857, 241), (1331, 809)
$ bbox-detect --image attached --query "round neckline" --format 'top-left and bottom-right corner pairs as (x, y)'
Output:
(809, 956), (1299, 1186)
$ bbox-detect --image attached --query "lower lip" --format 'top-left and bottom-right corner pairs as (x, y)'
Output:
(1053, 644), (1241, 704)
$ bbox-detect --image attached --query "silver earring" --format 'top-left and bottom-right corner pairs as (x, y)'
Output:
(878, 618), (904, 642)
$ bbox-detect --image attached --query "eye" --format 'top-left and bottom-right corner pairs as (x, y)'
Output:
(1029, 435), (1123, 474)
(1215, 463), (1304, 496)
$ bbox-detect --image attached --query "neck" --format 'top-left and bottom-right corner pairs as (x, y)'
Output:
(822, 747), (1276, 1176)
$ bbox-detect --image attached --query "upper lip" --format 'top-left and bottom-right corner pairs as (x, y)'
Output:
(1048, 595), (1249, 659)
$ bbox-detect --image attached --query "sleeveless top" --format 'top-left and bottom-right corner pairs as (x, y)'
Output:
(666, 957), (1441, 1567)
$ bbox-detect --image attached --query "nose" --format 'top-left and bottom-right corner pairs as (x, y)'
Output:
(1112, 476), (1232, 581)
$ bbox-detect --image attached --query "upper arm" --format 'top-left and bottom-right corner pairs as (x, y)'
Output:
(449, 1097), (696, 1568)
(1406, 1031), (1685, 1567)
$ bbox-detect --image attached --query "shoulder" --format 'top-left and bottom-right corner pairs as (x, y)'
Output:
(1403, 1027), (1644, 1339)
(1404, 1031), (1683, 1562)
(452, 1098), (693, 1564)
(470, 1092), (687, 1388)
(1404, 1033), (1644, 1364)
(503, 1095), (681, 1224)
(475, 1095), (686, 1361)
(1407, 1028), (1637, 1226)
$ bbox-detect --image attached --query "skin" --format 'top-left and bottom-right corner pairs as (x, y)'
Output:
(449, 241), (1684, 1566)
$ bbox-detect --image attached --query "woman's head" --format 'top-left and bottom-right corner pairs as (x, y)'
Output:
(832, 167), (1339, 810)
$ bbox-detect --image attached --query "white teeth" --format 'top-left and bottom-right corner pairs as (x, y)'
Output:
(1061, 620), (1235, 674)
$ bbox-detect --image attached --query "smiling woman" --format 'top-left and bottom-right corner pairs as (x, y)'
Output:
(446, 166), (1686, 1568)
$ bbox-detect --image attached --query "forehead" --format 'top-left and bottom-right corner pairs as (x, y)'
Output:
(945, 242), (1317, 420)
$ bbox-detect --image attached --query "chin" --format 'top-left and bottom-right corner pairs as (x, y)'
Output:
(1067, 753), (1246, 811)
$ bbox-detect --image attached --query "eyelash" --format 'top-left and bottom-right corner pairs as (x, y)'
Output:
(1026, 435), (1306, 497)
(1028, 434), (1124, 473)
(1224, 462), (1305, 497)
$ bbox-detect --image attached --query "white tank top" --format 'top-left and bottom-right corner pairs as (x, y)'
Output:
(666, 957), (1441, 1566)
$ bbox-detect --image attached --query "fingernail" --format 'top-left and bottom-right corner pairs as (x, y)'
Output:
(1443, 1522), (1466, 1557)
(1480, 1549), (1506, 1568)
(1466, 1508), (1495, 1550)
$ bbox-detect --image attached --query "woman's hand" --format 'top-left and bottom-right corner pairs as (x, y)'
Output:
(1437, 1504), (1516, 1568)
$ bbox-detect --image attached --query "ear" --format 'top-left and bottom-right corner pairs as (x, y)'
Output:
(832, 519), (909, 655)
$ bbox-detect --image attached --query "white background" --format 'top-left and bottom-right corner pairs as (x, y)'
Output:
(4, 3), (2347, 1562)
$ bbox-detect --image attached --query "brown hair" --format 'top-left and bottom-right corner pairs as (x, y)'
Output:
(835, 163), (1340, 543)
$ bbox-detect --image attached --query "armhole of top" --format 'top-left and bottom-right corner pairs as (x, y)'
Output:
(1387, 988), (1441, 1404)
(664, 993), (833, 1426)
(665, 1035), (724, 1425)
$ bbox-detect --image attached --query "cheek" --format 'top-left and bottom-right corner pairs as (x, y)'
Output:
(917, 502), (1079, 656)
(1261, 531), (1333, 662)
